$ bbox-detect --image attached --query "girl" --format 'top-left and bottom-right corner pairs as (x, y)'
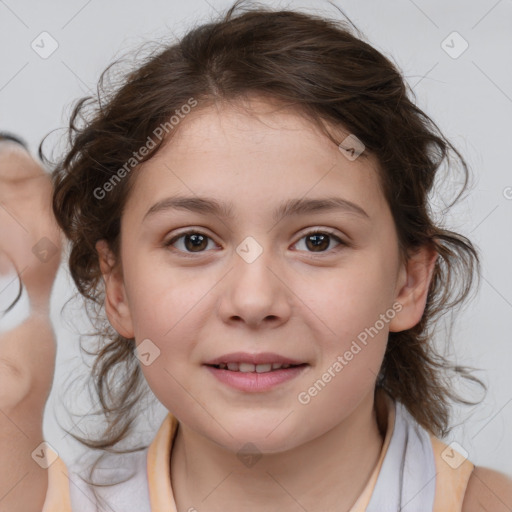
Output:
(5, 1), (512, 510)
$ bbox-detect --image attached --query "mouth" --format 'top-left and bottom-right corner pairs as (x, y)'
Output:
(203, 361), (309, 392)
(205, 362), (308, 373)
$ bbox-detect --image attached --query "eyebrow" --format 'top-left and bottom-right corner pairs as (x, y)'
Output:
(142, 195), (370, 224)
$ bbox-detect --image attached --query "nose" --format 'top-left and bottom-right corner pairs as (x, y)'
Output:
(217, 246), (292, 330)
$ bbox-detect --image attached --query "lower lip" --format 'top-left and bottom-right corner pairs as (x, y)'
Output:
(204, 364), (308, 392)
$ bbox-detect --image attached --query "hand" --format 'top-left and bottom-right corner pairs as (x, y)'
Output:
(0, 137), (63, 512)
(0, 139), (63, 312)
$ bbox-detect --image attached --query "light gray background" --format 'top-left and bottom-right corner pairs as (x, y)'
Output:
(0, 0), (511, 476)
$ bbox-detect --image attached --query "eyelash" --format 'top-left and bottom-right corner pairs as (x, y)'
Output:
(163, 228), (347, 257)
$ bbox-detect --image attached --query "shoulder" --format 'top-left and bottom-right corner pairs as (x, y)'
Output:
(462, 466), (512, 512)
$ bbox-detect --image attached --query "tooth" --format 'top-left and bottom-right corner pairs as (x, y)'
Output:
(255, 363), (272, 373)
(239, 363), (256, 373)
(222, 362), (294, 373)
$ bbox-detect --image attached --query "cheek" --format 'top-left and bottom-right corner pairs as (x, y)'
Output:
(302, 262), (395, 342)
(125, 255), (210, 337)
(123, 266), (201, 391)
(294, 269), (391, 420)
(296, 256), (395, 396)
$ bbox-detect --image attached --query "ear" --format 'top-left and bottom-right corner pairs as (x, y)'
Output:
(388, 243), (438, 332)
(95, 239), (134, 339)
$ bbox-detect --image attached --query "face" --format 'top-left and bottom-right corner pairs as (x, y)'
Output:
(98, 96), (432, 454)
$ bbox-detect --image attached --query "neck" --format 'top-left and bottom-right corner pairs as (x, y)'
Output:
(170, 388), (387, 512)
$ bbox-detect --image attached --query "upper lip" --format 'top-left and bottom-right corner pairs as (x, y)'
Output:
(203, 352), (306, 366)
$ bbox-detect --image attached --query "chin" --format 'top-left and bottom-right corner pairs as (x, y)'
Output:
(204, 420), (303, 455)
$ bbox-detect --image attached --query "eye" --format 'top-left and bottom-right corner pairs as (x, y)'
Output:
(292, 229), (346, 254)
(164, 228), (347, 256)
(164, 230), (218, 255)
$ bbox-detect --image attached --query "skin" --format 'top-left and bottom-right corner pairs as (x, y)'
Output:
(0, 140), (62, 512)
(96, 97), (512, 511)
(463, 467), (512, 512)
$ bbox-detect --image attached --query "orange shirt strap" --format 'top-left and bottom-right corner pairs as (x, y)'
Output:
(42, 452), (73, 512)
(430, 435), (474, 512)
(147, 413), (179, 511)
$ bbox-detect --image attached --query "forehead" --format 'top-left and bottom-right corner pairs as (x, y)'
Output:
(125, 97), (387, 221)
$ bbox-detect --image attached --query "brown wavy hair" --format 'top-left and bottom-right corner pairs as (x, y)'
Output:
(45, 0), (485, 500)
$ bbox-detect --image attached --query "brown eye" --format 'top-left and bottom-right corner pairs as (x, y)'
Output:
(165, 231), (215, 253)
(293, 230), (345, 254)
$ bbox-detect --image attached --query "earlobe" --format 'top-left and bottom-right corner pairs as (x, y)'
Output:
(95, 239), (134, 339)
(389, 244), (438, 333)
